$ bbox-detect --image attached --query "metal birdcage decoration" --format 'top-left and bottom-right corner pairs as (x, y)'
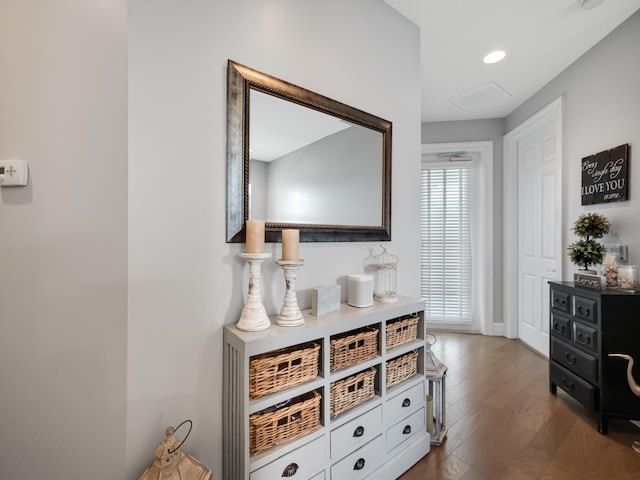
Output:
(372, 246), (398, 302)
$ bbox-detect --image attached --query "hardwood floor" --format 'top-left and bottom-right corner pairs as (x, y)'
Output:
(399, 333), (640, 480)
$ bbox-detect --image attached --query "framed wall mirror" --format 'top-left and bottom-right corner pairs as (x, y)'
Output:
(226, 60), (392, 243)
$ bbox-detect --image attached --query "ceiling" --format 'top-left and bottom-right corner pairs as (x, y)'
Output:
(384, 0), (640, 123)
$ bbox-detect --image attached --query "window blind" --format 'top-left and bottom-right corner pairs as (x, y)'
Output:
(420, 166), (472, 323)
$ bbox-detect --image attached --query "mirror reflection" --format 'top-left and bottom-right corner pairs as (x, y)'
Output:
(226, 60), (392, 243)
(249, 90), (383, 226)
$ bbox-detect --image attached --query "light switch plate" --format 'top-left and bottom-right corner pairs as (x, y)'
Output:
(0, 159), (29, 187)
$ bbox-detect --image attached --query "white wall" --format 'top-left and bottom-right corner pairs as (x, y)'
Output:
(128, 0), (420, 478)
(0, 1), (127, 478)
(506, 10), (640, 277)
(267, 126), (382, 225)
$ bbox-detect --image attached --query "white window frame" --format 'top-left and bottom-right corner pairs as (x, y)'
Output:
(421, 141), (494, 335)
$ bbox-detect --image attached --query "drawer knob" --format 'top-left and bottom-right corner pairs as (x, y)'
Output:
(554, 322), (565, 334)
(353, 425), (364, 437)
(402, 398), (411, 408)
(403, 425), (412, 435)
(354, 458), (366, 471)
(561, 376), (575, 390)
(577, 305), (590, 317)
(565, 352), (577, 365)
(576, 332), (591, 345)
(282, 462), (299, 477)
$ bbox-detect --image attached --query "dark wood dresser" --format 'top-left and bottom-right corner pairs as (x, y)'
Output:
(549, 281), (640, 433)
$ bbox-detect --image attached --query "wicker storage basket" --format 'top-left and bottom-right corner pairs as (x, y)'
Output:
(330, 326), (379, 371)
(386, 350), (418, 388)
(386, 315), (419, 349)
(249, 342), (320, 399)
(330, 367), (376, 417)
(249, 391), (322, 455)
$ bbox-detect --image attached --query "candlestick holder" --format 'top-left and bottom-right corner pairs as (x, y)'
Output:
(276, 259), (305, 327)
(236, 252), (272, 332)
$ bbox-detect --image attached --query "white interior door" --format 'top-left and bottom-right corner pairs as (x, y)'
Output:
(517, 122), (559, 356)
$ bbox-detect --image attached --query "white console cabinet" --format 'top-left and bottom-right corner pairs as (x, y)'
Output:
(223, 296), (430, 480)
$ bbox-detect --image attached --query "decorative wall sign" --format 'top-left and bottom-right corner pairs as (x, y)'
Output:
(574, 271), (605, 290)
(581, 143), (629, 205)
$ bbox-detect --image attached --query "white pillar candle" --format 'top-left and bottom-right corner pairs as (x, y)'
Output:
(281, 229), (299, 261)
(245, 220), (265, 253)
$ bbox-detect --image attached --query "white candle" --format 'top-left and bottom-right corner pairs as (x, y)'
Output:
(620, 266), (633, 282)
(281, 229), (299, 261)
(618, 265), (637, 290)
(245, 220), (265, 253)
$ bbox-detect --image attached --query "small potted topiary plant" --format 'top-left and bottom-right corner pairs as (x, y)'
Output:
(567, 212), (610, 273)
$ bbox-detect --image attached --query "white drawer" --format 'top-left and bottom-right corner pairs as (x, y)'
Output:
(310, 472), (325, 480)
(251, 436), (325, 480)
(386, 407), (425, 452)
(330, 405), (382, 460)
(384, 380), (424, 426)
(330, 435), (384, 480)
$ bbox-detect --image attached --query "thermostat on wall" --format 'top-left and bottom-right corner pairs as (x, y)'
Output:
(0, 159), (29, 187)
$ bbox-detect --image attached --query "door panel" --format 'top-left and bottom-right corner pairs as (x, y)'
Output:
(517, 121), (558, 356)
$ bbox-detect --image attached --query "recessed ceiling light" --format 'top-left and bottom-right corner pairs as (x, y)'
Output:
(580, 0), (605, 9)
(483, 50), (506, 64)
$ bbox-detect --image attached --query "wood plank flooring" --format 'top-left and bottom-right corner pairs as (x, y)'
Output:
(399, 333), (640, 480)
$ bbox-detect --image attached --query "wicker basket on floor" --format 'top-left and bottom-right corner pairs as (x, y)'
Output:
(330, 367), (376, 417)
(386, 315), (419, 349)
(249, 342), (320, 399)
(386, 350), (418, 388)
(249, 391), (322, 455)
(330, 326), (379, 371)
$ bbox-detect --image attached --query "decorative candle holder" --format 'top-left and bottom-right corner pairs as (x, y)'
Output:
(276, 259), (305, 327)
(425, 333), (447, 446)
(236, 252), (272, 332)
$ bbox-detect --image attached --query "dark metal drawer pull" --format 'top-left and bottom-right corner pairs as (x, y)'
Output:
(554, 322), (565, 334)
(353, 425), (364, 437)
(577, 305), (591, 317)
(354, 458), (365, 471)
(576, 332), (591, 345)
(402, 398), (411, 407)
(561, 376), (575, 390)
(403, 425), (412, 435)
(282, 462), (299, 477)
(565, 352), (577, 365)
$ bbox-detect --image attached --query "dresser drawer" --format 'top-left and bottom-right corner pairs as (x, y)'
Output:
(550, 337), (597, 384)
(330, 434), (384, 480)
(551, 289), (570, 313)
(550, 312), (571, 341)
(251, 436), (325, 480)
(573, 321), (598, 354)
(384, 381), (424, 426)
(330, 406), (381, 460)
(550, 362), (597, 410)
(573, 295), (597, 324)
(386, 407), (425, 452)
